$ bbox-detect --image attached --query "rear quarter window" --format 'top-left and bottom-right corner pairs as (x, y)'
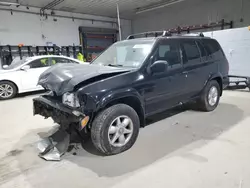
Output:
(203, 39), (225, 59)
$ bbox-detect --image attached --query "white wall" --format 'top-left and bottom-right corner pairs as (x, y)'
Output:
(132, 0), (250, 33)
(0, 6), (132, 46)
(204, 27), (250, 77)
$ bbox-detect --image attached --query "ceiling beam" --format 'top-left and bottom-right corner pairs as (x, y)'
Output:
(40, 0), (64, 15)
(136, 0), (185, 14)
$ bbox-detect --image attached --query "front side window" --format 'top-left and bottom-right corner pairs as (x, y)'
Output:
(154, 40), (181, 69)
(29, 58), (49, 68)
(4, 57), (31, 70)
(91, 40), (154, 68)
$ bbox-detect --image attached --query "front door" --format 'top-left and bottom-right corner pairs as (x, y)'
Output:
(20, 57), (50, 91)
(144, 39), (186, 116)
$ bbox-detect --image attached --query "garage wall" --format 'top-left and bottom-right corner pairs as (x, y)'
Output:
(0, 6), (131, 46)
(132, 0), (250, 33)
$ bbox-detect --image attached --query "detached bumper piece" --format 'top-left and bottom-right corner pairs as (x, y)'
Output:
(33, 96), (83, 161)
(226, 75), (250, 91)
(37, 129), (70, 161)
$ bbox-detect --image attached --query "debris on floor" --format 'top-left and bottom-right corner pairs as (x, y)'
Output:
(37, 129), (70, 161)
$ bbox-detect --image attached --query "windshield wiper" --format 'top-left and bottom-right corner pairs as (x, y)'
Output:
(107, 64), (123, 67)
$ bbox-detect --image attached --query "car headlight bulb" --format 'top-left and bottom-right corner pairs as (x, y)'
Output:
(62, 92), (80, 108)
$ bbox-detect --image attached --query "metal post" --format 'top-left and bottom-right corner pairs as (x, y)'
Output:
(117, 3), (122, 41)
(0, 46), (3, 69)
(18, 46), (22, 60)
(230, 21), (233, 28)
(221, 19), (225, 30)
(36, 46), (39, 55)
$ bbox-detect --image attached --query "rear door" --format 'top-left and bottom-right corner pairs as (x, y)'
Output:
(180, 39), (206, 98)
(202, 39), (228, 77)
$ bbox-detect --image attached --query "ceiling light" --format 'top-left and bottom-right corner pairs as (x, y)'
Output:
(136, 0), (185, 14)
(0, 1), (20, 6)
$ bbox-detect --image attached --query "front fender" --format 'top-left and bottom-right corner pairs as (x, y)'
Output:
(97, 88), (144, 111)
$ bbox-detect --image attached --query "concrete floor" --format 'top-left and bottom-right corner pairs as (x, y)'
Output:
(0, 91), (250, 188)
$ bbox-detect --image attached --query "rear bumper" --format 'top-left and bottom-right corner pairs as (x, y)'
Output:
(33, 96), (83, 126)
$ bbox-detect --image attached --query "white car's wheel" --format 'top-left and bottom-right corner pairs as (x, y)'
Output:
(0, 81), (17, 100)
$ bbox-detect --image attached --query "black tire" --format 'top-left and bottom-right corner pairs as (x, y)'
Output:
(0, 81), (17, 100)
(198, 80), (221, 112)
(91, 104), (140, 155)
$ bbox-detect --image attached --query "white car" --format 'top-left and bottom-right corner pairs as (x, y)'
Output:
(0, 55), (84, 100)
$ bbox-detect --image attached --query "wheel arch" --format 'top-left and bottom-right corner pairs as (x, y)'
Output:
(97, 94), (145, 127)
(211, 77), (222, 96)
(204, 73), (223, 96)
(0, 80), (19, 93)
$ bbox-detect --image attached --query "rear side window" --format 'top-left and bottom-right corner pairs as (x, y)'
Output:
(181, 40), (201, 65)
(196, 40), (207, 58)
(203, 39), (224, 59)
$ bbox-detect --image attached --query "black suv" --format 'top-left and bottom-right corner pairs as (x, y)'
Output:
(34, 31), (229, 156)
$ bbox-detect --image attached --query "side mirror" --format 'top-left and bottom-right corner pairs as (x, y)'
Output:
(150, 60), (168, 74)
(3, 65), (8, 69)
(20, 65), (30, 71)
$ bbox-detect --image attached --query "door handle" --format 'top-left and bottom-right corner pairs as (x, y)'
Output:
(182, 71), (189, 74)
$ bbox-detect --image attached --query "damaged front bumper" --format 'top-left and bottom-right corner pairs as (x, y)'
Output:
(33, 96), (86, 161)
(33, 96), (84, 126)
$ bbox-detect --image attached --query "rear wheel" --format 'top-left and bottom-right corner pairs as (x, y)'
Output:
(0, 81), (17, 100)
(198, 80), (221, 112)
(91, 104), (140, 155)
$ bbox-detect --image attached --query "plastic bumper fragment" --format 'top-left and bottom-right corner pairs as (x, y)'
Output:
(37, 129), (70, 161)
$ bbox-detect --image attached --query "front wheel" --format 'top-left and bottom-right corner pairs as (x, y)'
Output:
(198, 80), (221, 112)
(91, 104), (140, 155)
(0, 81), (17, 100)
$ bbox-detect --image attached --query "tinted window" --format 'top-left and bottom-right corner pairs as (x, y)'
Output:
(203, 39), (224, 58)
(29, 58), (49, 68)
(182, 40), (200, 61)
(50, 58), (72, 65)
(155, 40), (181, 68)
(159, 45), (170, 58)
(196, 41), (207, 58)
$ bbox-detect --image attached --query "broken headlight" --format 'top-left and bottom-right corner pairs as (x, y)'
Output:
(62, 92), (80, 108)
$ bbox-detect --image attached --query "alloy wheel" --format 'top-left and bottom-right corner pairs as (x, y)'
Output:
(208, 86), (218, 106)
(108, 115), (134, 147)
(0, 84), (14, 99)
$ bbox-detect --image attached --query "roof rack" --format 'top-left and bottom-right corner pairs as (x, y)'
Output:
(126, 31), (205, 40)
(126, 30), (172, 40)
(181, 32), (205, 37)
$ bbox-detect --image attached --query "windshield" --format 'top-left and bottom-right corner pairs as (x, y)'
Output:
(92, 40), (154, 68)
(4, 57), (30, 70)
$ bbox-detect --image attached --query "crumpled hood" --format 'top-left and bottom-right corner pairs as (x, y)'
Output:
(38, 63), (130, 95)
